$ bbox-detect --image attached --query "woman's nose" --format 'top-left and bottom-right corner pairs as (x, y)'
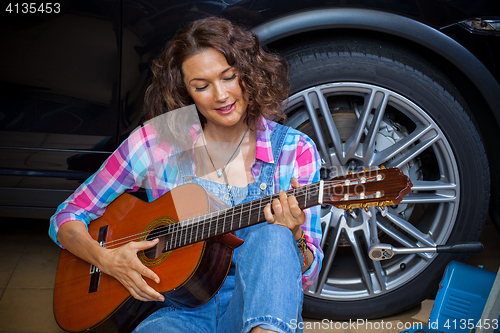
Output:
(213, 83), (229, 102)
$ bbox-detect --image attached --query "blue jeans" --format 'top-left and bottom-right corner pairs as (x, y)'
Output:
(133, 223), (304, 333)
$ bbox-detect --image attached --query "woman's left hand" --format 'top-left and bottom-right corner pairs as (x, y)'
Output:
(263, 177), (305, 241)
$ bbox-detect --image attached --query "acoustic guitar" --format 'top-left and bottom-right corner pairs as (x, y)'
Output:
(53, 167), (412, 333)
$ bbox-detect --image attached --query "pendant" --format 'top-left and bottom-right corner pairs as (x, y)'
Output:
(217, 170), (223, 177)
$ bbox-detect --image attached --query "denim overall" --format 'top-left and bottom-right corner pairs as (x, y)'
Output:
(134, 124), (304, 333)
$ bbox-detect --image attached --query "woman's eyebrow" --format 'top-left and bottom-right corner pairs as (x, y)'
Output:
(189, 67), (233, 83)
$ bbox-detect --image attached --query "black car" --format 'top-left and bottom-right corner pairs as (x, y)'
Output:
(1, 0), (499, 321)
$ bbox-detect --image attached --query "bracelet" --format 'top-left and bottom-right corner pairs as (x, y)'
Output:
(296, 231), (308, 267)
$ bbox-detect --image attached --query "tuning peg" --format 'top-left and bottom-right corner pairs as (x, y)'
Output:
(378, 205), (388, 217)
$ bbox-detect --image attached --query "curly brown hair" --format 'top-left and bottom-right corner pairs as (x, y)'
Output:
(143, 16), (289, 129)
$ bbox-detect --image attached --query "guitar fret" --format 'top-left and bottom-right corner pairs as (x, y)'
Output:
(214, 211), (218, 236)
(178, 224), (183, 248)
(205, 215), (210, 239)
(187, 219), (193, 245)
(208, 213), (212, 238)
(304, 186), (307, 207)
(257, 198), (262, 223)
(171, 224), (175, 249)
(179, 224), (184, 247)
(201, 215), (205, 241)
(173, 224), (179, 249)
(220, 211), (224, 234)
(195, 216), (199, 243)
(247, 201), (252, 227)
(184, 223), (188, 246)
(239, 204), (243, 228)
(189, 220), (193, 244)
(231, 206), (235, 232)
(224, 208), (229, 234)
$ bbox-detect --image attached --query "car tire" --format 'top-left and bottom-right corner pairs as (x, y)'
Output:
(281, 38), (490, 319)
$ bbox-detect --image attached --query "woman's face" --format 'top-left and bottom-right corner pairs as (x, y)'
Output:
(182, 48), (248, 130)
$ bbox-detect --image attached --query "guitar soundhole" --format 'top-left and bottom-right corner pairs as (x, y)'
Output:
(143, 225), (169, 260)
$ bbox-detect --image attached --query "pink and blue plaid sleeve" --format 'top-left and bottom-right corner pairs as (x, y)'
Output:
(277, 128), (323, 290)
(295, 133), (323, 290)
(48, 125), (156, 247)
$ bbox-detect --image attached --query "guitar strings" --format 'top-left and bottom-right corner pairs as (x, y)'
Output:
(126, 170), (394, 251)
(102, 182), (336, 250)
(102, 189), (294, 249)
(102, 179), (381, 250)
(102, 171), (391, 249)
(105, 171), (394, 248)
(102, 180), (372, 250)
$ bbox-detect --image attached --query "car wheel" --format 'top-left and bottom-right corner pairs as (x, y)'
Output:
(281, 38), (490, 319)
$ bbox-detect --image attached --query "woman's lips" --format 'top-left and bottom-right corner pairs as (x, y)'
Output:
(215, 102), (235, 115)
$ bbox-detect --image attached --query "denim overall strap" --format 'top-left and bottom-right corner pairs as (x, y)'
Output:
(232, 122), (289, 241)
(254, 122), (289, 198)
(174, 145), (195, 184)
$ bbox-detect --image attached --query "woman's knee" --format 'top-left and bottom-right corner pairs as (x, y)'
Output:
(240, 223), (302, 268)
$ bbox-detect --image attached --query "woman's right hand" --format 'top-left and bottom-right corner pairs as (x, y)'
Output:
(57, 220), (165, 302)
(97, 238), (165, 302)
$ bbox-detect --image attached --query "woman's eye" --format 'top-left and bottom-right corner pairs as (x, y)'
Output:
(195, 85), (208, 91)
(224, 74), (237, 81)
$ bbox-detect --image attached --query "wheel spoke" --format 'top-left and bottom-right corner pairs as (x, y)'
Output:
(310, 214), (345, 295)
(372, 260), (387, 292)
(345, 228), (375, 295)
(316, 90), (343, 164)
(403, 179), (458, 204)
(372, 123), (437, 167)
(299, 93), (334, 167)
(344, 89), (386, 161)
(383, 209), (436, 247)
(376, 216), (433, 260)
(367, 208), (388, 291)
(362, 91), (389, 162)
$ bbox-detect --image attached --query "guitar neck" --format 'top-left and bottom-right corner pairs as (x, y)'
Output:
(163, 182), (323, 251)
(161, 167), (412, 252)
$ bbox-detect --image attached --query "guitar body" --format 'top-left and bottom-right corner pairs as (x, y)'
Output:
(54, 183), (242, 333)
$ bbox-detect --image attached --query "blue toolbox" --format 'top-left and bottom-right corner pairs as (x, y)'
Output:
(401, 261), (500, 333)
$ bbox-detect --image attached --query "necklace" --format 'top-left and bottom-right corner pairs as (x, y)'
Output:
(202, 127), (249, 178)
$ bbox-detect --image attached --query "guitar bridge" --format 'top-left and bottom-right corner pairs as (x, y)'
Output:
(89, 225), (108, 293)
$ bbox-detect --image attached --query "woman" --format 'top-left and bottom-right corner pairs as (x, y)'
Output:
(49, 17), (323, 333)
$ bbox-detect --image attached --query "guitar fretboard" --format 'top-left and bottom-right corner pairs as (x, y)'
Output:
(162, 182), (322, 251)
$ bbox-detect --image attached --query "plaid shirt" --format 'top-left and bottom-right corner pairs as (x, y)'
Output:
(49, 116), (323, 289)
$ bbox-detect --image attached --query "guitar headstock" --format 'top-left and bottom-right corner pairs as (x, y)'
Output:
(322, 167), (413, 211)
